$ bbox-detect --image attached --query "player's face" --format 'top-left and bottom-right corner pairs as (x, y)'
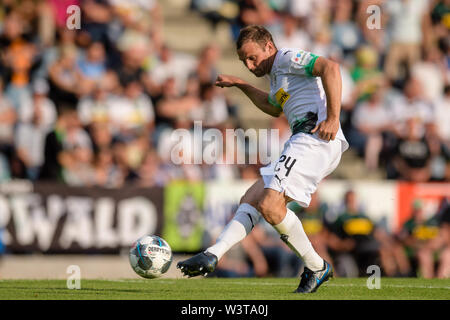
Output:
(237, 41), (273, 77)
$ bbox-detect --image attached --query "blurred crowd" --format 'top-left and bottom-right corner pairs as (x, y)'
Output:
(192, 0), (450, 181)
(0, 0), (449, 186)
(208, 191), (450, 279)
(0, 0), (249, 187)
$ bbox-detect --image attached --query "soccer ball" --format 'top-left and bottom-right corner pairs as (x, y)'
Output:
(129, 235), (173, 279)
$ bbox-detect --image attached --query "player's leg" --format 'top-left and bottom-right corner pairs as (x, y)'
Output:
(204, 178), (263, 259)
(258, 189), (323, 270)
(177, 178), (264, 277)
(256, 188), (332, 293)
(258, 133), (344, 292)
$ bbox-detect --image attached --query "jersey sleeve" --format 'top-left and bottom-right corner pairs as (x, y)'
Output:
(284, 49), (319, 77)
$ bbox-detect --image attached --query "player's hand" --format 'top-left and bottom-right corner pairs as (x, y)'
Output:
(215, 74), (243, 88)
(311, 118), (339, 141)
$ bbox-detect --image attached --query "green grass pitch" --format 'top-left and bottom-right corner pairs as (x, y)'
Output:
(0, 278), (449, 300)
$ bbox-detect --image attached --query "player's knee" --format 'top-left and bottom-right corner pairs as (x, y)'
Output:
(257, 194), (285, 225)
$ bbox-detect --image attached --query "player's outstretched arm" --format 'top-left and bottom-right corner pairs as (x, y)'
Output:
(310, 57), (342, 141)
(215, 74), (282, 117)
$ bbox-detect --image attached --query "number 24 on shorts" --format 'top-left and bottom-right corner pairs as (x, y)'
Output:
(274, 155), (297, 179)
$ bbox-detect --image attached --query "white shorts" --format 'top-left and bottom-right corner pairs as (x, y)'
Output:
(260, 132), (346, 207)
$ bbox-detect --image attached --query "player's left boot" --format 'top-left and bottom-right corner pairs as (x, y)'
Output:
(177, 251), (218, 277)
(295, 260), (333, 293)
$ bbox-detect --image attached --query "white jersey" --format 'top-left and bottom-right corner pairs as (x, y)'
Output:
(268, 48), (348, 151)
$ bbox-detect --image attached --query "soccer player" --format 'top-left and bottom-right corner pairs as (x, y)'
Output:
(177, 25), (348, 293)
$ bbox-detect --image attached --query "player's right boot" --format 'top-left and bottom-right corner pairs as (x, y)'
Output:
(177, 251), (218, 277)
(295, 260), (333, 293)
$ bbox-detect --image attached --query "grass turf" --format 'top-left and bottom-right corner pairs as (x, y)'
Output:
(0, 278), (449, 300)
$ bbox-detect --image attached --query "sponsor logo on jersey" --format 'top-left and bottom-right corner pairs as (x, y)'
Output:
(291, 50), (313, 67)
(275, 87), (290, 108)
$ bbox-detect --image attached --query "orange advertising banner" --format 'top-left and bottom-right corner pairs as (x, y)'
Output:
(396, 182), (450, 232)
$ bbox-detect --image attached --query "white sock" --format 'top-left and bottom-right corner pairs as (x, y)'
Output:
(273, 208), (324, 271)
(206, 203), (261, 260)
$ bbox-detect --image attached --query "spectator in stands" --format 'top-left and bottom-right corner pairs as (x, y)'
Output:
(0, 10), (38, 110)
(326, 190), (380, 277)
(14, 80), (57, 180)
(431, 0), (450, 33)
(351, 45), (385, 103)
(89, 121), (113, 153)
(196, 44), (221, 85)
(230, 0), (275, 40)
(79, 0), (113, 43)
(195, 82), (229, 127)
(36, 27), (80, 80)
(115, 30), (151, 87)
(398, 199), (442, 278)
(190, 0), (240, 31)
(88, 121), (124, 187)
(198, 120), (241, 182)
(78, 41), (107, 82)
(287, 0), (329, 36)
(182, 74), (205, 124)
(286, 0), (315, 21)
(154, 77), (201, 130)
(92, 147), (123, 187)
(0, 153), (11, 183)
(424, 122), (450, 181)
(271, 13), (311, 50)
(331, 0), (362, 58)
(411, 46), (446, 103)
(355, 0), (387, 53)
(434, 84), (450, 148)
(137, 148), (168, 187)
(108, 76), (155, 139)
(77, 80), (113, 127)
(390, 77), (434, 138)
(17, 79), (56, 128)
(391, 118), (433, 182)
(351, 87), (392, 170)
(48, 44), (87, 105)
(62, 141), (96, 187)
(39, 106), (93, 182)
(111, 137), (139, 183)
(327, 190), (405, 277)
(436, 197), (450, 278)
(149, 44), (197, 96)
(109, 0), (162, 33)
(309, 26), (339, 58)
(383, 0), (433, 82)
(0, 78), (17, 167)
